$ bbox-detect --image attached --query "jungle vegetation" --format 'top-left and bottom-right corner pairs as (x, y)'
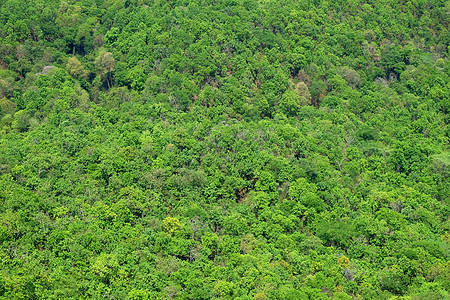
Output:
(0, 0), (449, 299)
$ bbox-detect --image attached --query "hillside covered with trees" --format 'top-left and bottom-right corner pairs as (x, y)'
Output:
(0, 0), (449, 298)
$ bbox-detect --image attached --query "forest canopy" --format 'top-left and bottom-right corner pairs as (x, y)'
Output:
(0, 0), (449, 299)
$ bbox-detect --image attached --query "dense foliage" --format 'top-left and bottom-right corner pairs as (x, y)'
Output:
(0, 0), (449, 299)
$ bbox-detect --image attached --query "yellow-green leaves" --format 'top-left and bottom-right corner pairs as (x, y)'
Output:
(337, 255), (350, 269)
(163, 217), (182, 235)
(91, 253), (118, 277)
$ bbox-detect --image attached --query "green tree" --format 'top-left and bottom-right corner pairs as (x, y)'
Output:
(66, 56), (87, 79)
(95, 50), (116, 88)
(163, 217), (182, 235)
